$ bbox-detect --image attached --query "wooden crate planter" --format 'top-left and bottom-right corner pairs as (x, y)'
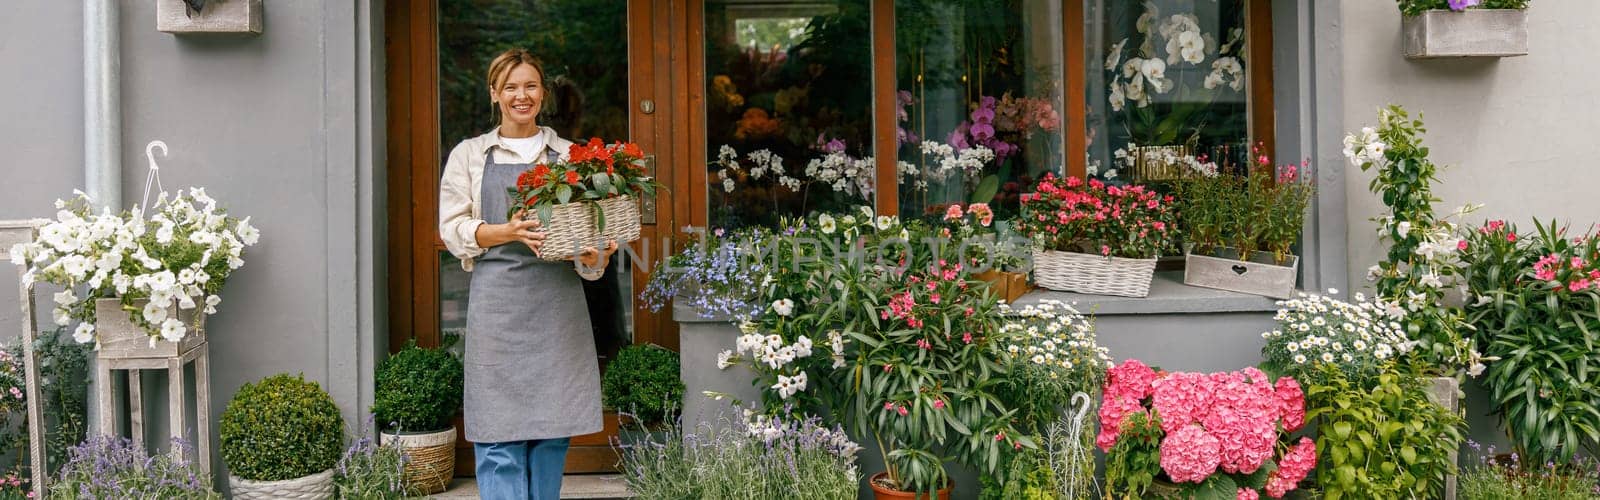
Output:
(1183, 250), (1299, 299)
(94, 298), (205, 360)
(1403, 10), (1529, 59)
(973, 270), (1032, 303)
(157, 0), (263, 35)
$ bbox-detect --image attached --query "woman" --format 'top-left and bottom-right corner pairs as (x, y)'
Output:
(439, 48), (618, 500)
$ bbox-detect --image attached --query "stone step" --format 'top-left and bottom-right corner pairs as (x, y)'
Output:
(430, 475), (633, 499)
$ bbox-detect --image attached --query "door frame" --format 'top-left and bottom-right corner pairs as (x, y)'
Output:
(383, 0), (692, 475)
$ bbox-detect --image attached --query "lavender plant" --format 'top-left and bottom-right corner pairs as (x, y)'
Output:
(47, 436), (219, 499)
(617, 406), (860, 500)
(333, 434), (413, 499)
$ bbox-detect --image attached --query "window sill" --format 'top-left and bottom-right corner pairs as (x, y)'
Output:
(1011, 271), (1283, 315)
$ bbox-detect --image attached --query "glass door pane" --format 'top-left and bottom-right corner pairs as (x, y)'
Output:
(894, 0), (1067, 221)
(437, 0), (634, 361)
(704, 0), (876, 230)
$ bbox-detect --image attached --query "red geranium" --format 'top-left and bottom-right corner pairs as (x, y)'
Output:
(507, 137), (658, 223)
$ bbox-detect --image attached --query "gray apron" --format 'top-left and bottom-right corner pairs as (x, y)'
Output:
(464, 147), (602, 443)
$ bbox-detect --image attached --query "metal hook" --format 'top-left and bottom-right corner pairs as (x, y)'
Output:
(145, 140), (168, 171)
(141, 140), (169, 209)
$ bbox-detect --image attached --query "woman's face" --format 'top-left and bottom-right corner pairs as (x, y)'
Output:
(492, 63), (544, 128)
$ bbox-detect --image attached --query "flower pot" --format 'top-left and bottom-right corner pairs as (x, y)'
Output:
(380, 426), (457, 494)
(1130, 144), (1192, 182)
(1426, 376), (1460, 500)
(868, 472), (952, 500)
(976, 270), (1032, 303)
(94, 297), (206, 360)
(535, 195), (641, 262)
(228, 468), (335, 500)
(672, 303), (761, 433)
(1402, 9), (1528, 58)
(1184, 249), (1300, 299)
(1032, 250), (1158, 298)
(157, 0), (263, 35)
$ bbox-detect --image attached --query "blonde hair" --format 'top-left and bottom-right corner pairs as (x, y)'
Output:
(486, 48), (547, 93)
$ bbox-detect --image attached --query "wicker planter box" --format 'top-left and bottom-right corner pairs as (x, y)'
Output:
(156, 0), (263, 35)
(1183, 250), (1299, 299)
(1032, 250), (1158, 298)
(1403, 9), (1528, 59)
(94, 298), (205, 360)
(229, 468), (335, 500)
(536, 195), (641, 261)
(381, 427), (456, 494)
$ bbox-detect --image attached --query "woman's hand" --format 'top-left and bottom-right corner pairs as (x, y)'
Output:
(576, 240), (619, 272)
(474, 211), (547, 255)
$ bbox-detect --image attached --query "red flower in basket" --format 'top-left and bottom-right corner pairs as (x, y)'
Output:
(565, 170), (581, 185)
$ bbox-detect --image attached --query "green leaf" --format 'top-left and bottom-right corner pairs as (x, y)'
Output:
(970, 175), (1000, 205)
(556, 184), (573, 204)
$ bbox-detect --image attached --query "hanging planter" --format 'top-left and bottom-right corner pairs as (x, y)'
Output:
(1402, 9), (1529, 58)
(156, 0), (264, 35)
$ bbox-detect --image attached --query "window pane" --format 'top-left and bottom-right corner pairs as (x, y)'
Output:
(1086, 0), (1250, 182)
(894, 0), (1066, 220)
(439, 251), (470, 340)
(705, 0), (876, 229)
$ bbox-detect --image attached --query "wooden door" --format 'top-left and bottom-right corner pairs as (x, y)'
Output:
(385, 0), (689, 475)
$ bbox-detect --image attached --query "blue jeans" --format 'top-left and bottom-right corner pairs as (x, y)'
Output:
(473, 438), (570, 500)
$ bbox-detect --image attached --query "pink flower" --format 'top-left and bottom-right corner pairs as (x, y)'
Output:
(916, 338), (932, 350)
(1101, 245), (1112, 256)
(1570, 279), (1591, 292)
(944, 204), (965, 221)
(1508, 232), (1519, 242)
(1274, 377), (1306, 432)
(1096, 397), (1144, 451)
(897, 405), (910, 416)
(1160, 424), (1222, 483)
(1458, 240), (1469, 251)
(933, 399), (945, 410)
(1266, 438), (1316, 498)
(962, 332), (973, 344)
(1152, 372), (1214, 434)
(885, 401), (896, 411)
(995, 431), (1006, 441)
(930, 293), (941, 304)
(1238, 488), (1260, 500)
(884, 364), (893, 373)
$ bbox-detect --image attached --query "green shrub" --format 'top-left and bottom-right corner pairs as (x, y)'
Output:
(601, 344), (683, 426)
(1307, 365), (1462, 499)
(219, 374), (345, 481)
(373, 342), (464, 432)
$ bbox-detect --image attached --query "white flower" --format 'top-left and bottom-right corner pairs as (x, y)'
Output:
(1419, 273), (1444, 289)
(722, 178), (735, 193)
(794, 336), (814, 358)
(177, 294), (196, 310)
(1293, 354), (1307, 364)
(772, 375), (797, 399)
(73, 322), (95, 344)
(204, 294), (221, 315)
(143, 301), (169, 324)
(159, 318), (186, 343)
(1320, 353), (1335, 363)
(818, 214), (836, 234)
(52, 308), (70, 326)
(772, 299), (794, 317)
(1108, 80), (1126, 112)
(716, 350), (736, 370)
(875, 216), (894, 231)
(1468, 363), (1486, 377)
(53, 289), (77, 307)
(1286, 342), (1299, 352)
(791, 371), (808, 393)
(1105, 38), (1128, 70)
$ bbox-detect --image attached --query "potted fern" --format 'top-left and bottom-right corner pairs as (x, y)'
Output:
(372, 342), (464, 494)
(219, 374), (344, 499)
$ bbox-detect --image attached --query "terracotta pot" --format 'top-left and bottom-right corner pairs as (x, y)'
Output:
(868, 472), (952, 500)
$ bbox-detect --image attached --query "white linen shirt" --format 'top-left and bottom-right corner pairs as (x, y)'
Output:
(438, 126), (575, 272)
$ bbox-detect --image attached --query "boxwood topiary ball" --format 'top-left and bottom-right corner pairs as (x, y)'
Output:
(218, 373), (345, 482)
(601, 344), (683, 426)
(372, 342), (464, 432)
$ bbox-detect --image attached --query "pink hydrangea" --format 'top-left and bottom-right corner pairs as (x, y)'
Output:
(1105, 359), (1158, 401)
(1274, 377), (1306, 432)
(1152, 372), (1213, 434)
(1238, 488), (1260, 500)
(1096, 395), (1146, 451)
(1160, 424), (1221, 484)
(1202, 373), (1279, 474)
(1265, 437), (1317, 498)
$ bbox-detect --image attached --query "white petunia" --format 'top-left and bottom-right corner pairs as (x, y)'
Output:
(159, 318), (186, 343)
(818, 214), (836, 234)
(54, 289), (77, 307)
(52, 308), (71, 326)
(204, 294), (221, 315)
(143, 301), (169, 324)
(72, 322), (96, 344)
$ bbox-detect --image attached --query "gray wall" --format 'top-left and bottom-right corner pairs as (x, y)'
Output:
(0, 0), (384, 482)
(1336, 0), (1600, 454)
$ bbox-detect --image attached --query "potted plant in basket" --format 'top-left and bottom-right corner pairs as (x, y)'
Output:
(1399, 0), (1532, 59)
(602, 343), (684, 435)
(1174, 149), (1313, 299)
(12, 189), (258, 358)
(1098, 360), (1316, 499)
(508, 138), (658, 261)
(372, 341), (463, 494)
(1016, 174), (1177, 297)
(219, 373), (344, 499)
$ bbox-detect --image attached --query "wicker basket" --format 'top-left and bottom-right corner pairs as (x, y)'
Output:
(381, 427), (457, 494)
(228, 468), (335, 500)
(536, 195), (641, 261)
(1032, 250), (1158, 297)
